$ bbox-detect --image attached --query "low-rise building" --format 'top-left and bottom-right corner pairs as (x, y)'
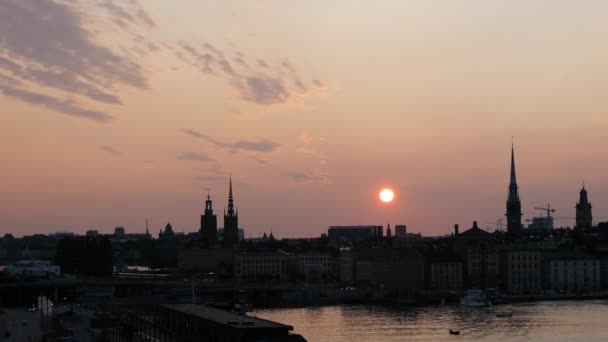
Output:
(502, 250), (542, 293)
(355, 246), (425, 296)
(545, 252), (601, 292)
(328, 226), (381, 242)
(295, 251), (337, 283)
(427, 256), (464, 291)
(338, 247), (355, 284)
(178, 247), (234, 276)
(234, 251), (295, 282)
(453, 222), (500, 289)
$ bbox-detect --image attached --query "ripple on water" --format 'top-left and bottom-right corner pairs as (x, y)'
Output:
(253, 300), (608, 342)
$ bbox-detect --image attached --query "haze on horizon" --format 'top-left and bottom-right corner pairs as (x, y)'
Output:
(1, 0), (608, 238)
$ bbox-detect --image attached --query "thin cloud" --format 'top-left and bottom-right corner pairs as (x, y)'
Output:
(251, 156), (269, 164)
(181, 128), (280, 153)
(0, 85), (112, 122)
(177, 152), (214, 162)
(288, 169), (329, 184)
(101, 145), (121, 156)
(178, 42), (323, 106)
(0, 0), (150, 122)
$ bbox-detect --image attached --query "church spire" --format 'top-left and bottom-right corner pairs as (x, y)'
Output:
(227, 175), (235, 216)
(506, 143), (522, 233)
(510, 144), (517, 187)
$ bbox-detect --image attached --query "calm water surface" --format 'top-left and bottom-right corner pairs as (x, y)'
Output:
(254, 300), (608, 342)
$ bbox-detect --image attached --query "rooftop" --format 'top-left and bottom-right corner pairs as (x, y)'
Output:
(161, 304), (293, 330)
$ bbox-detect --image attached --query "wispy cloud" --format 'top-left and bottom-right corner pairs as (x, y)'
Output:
(177, 42), (324, 106)
(181, 128), (280, 153)
(288, 168), (329, 184)
(177, 151), (214, 162)
(0, 0), (154, 122)
(98, 0), (156, 29)
(251, 156), (269, 164)
(0, 85), (112, 122)
(101, 145), (121, 156)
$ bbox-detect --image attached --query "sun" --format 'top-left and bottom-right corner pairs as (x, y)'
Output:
(379, 188), (394, 203)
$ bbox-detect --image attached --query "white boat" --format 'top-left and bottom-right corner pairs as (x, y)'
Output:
(460, 290), (491, 307)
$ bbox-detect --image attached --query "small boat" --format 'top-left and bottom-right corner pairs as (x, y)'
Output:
(496, 312), (512, 318)
(449, 330), (460, 335)
(460, 290), (491, 308)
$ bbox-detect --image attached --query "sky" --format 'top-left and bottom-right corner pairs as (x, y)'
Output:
(2, 0), (608, 238)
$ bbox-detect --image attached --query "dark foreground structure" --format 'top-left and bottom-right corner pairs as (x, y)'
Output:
(95, 304), (306, 342)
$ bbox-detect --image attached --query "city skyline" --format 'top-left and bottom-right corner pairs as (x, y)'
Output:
(2, 0), (608, 237)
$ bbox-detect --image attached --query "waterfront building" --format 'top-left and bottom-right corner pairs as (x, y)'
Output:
(200, 191), (218, 246)
(338, 247), (355, 284)
(545, 252), (600, 292)
(502, 249), (542, 293)
(453, 221), (500, 289)
(576, 186), (593, 230)
(295, 251), (337, 283)
(234, 251), (295, 282)
(426, 253), (464, 291)
(354, 246), (425, 296)
(222, 177), (240, 247)
(506, 145), (523, 233)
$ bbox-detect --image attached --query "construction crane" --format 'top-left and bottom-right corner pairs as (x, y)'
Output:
(534, 204), (556, 218)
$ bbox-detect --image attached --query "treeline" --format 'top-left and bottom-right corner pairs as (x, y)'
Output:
(55, 237), (113, 276)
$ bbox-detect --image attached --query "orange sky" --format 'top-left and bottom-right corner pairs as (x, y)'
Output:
(2, 0), (608, 237)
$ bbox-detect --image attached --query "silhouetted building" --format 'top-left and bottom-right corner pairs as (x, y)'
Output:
(296, 251), (337, 283)
(159, 223), (175, 239)
(178, 246), (234, 276)
(354, 246), (425, 296)
(222, 177), (239, 247)
(114, 227), (125, 237)
(454, 221), (500, 289)
(328, 226), (379, 242)
(427, 255), (464, 291)
(386, 224), (392, 238)
(338, 247), (355, 284)
(86, 230), (99, 237)
(200, 192), (218, 246)
(502, 249), (541, 293)
(506, 145), (523, 233)
(234, 251), (295, 282)
(544, 251), (600, 292)
(395, 225), (407, 237)
(528, 216), (554, 232)
(576, 186), (593, 230)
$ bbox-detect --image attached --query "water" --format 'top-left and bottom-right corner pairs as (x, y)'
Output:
(253, 300), (608, 341)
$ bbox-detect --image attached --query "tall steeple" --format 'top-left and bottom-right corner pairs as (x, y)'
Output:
(227, 175), (235, 217)
(506, 144), (523, 233)
(223, 176), (239, 247)
(510, 145), (517, 188)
